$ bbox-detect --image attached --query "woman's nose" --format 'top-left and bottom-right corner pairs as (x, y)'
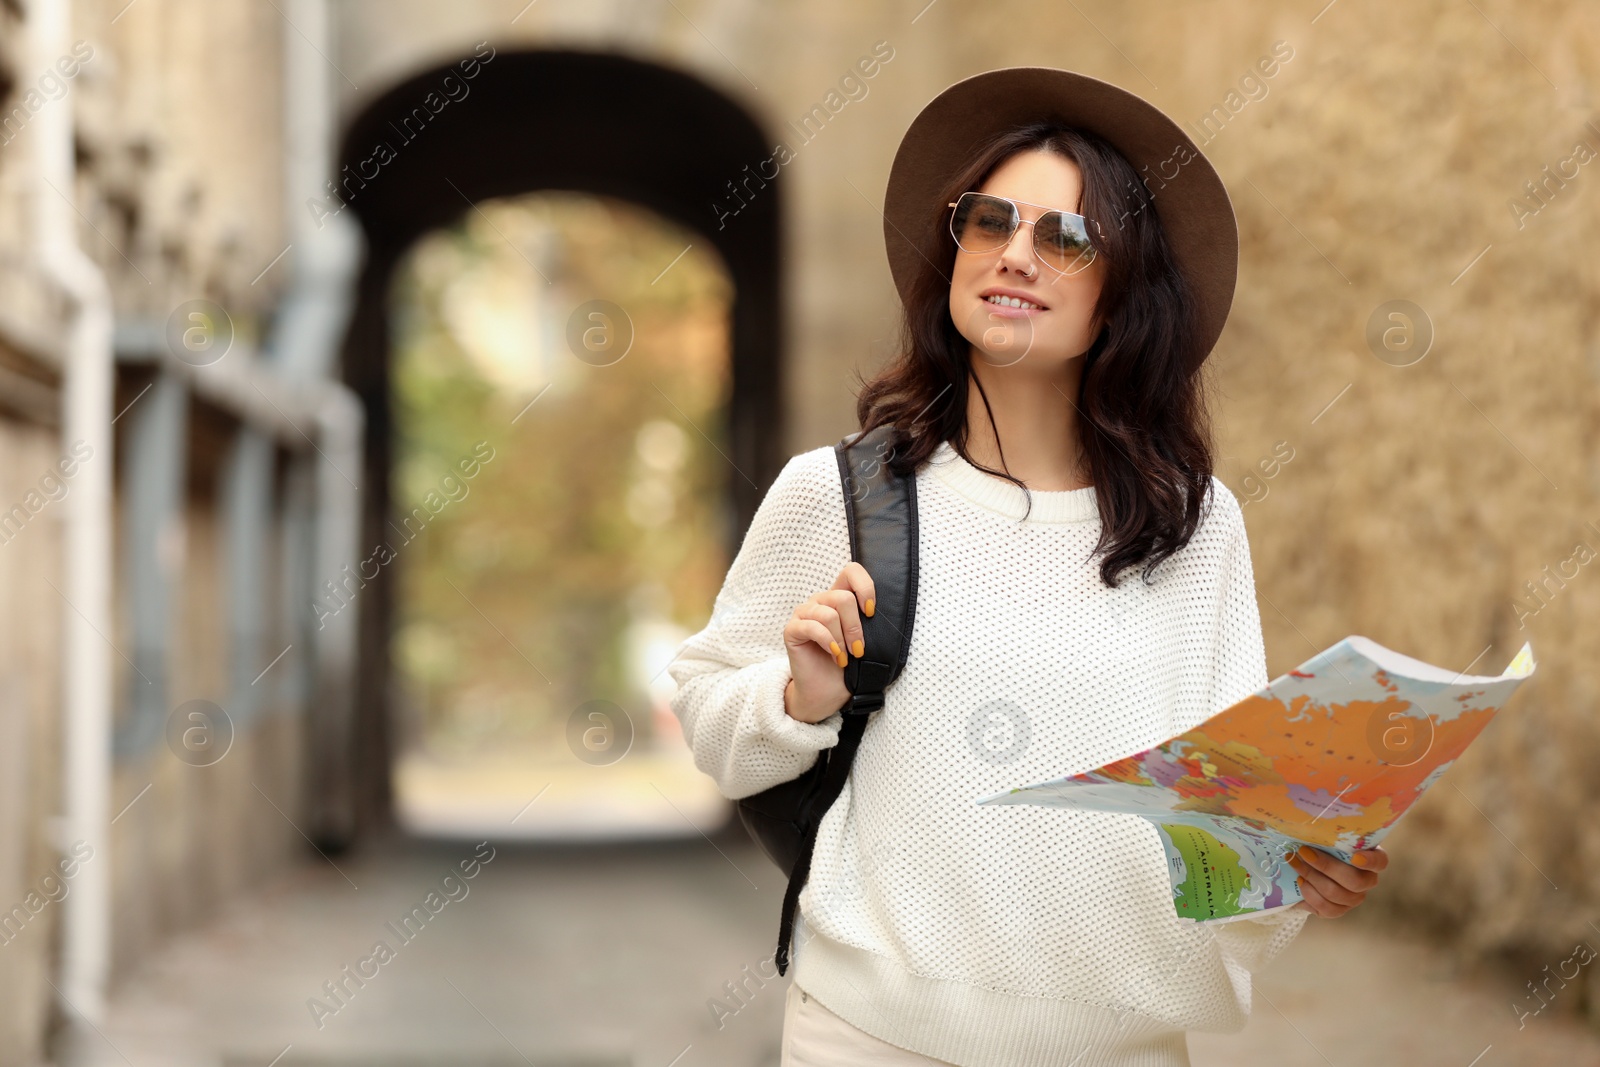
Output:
(998, 222), (1038, 276)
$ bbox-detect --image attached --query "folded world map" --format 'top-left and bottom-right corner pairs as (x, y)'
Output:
(976, 636), (1537, 922)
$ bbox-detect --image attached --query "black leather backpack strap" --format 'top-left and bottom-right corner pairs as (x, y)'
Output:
(837, 425), (919, 710)
(773, 424), (918, 975)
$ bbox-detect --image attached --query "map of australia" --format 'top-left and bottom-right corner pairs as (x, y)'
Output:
(978, 636), (1537, 921)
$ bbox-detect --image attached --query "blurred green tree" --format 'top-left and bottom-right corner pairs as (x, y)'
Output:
(388, 192), (732, 761)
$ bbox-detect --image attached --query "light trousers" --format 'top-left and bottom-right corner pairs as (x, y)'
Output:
(780, 981), (960, 1066)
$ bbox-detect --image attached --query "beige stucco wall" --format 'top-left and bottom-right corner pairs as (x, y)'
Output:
(0, 418), (69, 1067)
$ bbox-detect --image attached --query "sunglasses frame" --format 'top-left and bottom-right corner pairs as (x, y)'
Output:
(946, 191), (1104, 276)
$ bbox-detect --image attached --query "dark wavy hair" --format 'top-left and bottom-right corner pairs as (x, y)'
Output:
(856, 121), (1217, 588)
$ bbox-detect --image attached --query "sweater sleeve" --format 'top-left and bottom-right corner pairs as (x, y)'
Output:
(666, 446), (852, 800)
(1201, 478), (1313, 972)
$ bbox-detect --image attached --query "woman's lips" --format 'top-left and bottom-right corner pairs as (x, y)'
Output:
(979, 289), (1049, 316)
(980, 297), (1047, 318)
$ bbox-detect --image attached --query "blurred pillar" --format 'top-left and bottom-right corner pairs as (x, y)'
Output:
(222, 428), (275, 729)
(278, 0), (367, 848)
(113, 371), (189, 759)
(32, 0), (115, 1054)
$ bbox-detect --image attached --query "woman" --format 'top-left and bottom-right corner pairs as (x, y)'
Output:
(669, 68), (1386, 1067)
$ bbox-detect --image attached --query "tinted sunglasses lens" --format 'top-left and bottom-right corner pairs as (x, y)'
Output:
(951, 194), (1017, 252)
(1035, 213), (1096, 273)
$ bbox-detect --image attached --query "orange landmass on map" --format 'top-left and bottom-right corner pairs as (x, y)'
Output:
(1153, 690), (1500, 841)
(1096, 755), (1154, 786)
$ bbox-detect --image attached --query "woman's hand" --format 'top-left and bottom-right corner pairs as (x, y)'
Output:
(1288, 845), (1388, 918)
(782, 562), (876, 724)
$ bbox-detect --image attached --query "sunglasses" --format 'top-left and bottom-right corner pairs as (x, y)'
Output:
(947, 191), (1102, 276)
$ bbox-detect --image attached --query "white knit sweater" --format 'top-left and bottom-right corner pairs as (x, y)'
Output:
(668, 439), (1309, 1067)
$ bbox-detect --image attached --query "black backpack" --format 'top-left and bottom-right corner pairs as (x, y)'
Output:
(735, 424), (920, 975)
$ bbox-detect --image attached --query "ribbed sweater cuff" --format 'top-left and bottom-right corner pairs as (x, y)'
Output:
(793, 923), (1190, 1067)
(748, 654), (842, 751)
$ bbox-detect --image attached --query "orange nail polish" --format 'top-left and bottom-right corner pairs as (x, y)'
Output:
(1351, 852), (1370, 868)
(864, 598), (875, 617)
(851, 639), (864, 658)
(830, 641), (840, 656)
(837, 653), (848, 668)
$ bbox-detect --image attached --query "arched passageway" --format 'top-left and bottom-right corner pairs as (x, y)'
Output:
(334, 49), (784, 836)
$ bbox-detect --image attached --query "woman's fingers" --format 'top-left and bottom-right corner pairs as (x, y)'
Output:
(831, 562), (877, 621)
(818, 589), (866, 660)
(1288, 850), (1369, 909)
(1295, 875), (1354, 918)
(782, 565), (876, 682)
(1289, 846), (1389, 918)
(782, 562), (877, 681)
(1350, 846), (1389, 873)
(795, 602), (848, 668)
(785, 617), (844, 668)
(1293, 847), (1380, 895)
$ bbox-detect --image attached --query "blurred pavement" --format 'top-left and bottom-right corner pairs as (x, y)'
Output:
(84, 832), (1600, 1067)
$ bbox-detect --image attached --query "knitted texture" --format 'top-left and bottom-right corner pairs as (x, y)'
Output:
(668, 441), (1309, 1067)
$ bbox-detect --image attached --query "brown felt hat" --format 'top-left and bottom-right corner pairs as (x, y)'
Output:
(884, 67), (1239, 367)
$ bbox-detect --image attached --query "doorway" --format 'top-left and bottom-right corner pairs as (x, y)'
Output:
(335, 48), (785, 836)
(386, 190), (733, 838)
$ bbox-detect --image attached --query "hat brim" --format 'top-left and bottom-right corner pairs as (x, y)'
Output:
(884, 67), (1238, 368)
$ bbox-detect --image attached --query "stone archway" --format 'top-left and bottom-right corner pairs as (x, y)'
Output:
(335, 48), (785, 836)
